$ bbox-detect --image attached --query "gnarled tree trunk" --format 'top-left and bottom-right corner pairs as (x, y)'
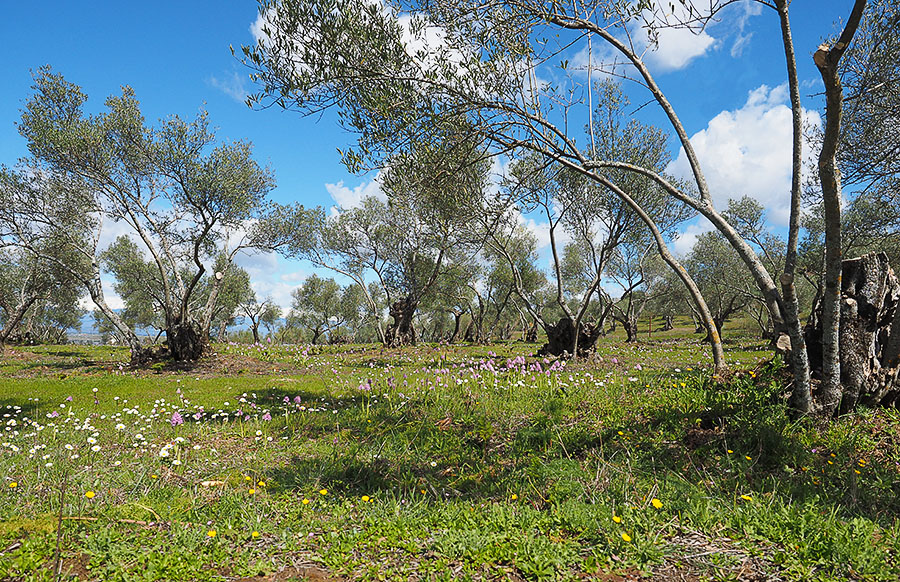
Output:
(538, 317), (602, 357)
(385, 296), (417, 347)
(804, 253), (900, 413)
(167, 320), (206, 361)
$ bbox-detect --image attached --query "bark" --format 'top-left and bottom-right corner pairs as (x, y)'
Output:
(814, 0), (868, 416)
(775, 0), (814, 415)
(662, 315), (674, 332)
(385, 296), (417, 347)
(448, 311), (463, 343)
(0, 297), (37, 346)
(167, 320), (206, 361)
(623, 318), (638, 343)
(525, 319), (538, 343)
(251, 323), (261, 344)
(538, 317), (602, 357)
(805, 253), (900, 412)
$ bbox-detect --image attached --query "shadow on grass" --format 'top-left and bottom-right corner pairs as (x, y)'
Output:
(258, 365), (900, 527)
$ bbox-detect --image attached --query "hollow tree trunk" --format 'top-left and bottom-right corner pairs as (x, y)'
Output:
(167, 320), (206, 361)
(538, 317), (602, 357)
(385, 296), (417, 347)
(804, 253), (900, 413)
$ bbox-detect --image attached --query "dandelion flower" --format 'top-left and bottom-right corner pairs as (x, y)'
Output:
(612, 515), (621, 523)
(651, 498), (662, 509)
(85, 491), (95, 499)
(319, 488), (327, 495)
(248, 489), (255, 495)
(510, 494), (517, 500)
(251, 531), (260, 539)
(745, 455), (752, 461)
(302, 498), (310, 505)
(740, 494), (752, 501)
(258, 480), (266, 487)
(8, 482), (17, 489)
(207, 530), (216, 538)
(727, 449), (733, 454)
(854, 469), (861, 475)
(361, 495), (370, 502)
(621, 532), (632, 542)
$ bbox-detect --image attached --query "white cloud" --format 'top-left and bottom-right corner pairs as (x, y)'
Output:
(208, 72), (249, 103)
(730, 0), (763, 58)
(671, 219), (715, 257)
(666, 84), (822, 226)
(640, 26), (716, 72)
(325, 175), (385, 210)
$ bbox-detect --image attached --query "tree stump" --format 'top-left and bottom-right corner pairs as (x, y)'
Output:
(804, 253), (900, 413)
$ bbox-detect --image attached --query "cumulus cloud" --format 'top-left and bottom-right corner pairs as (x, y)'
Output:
(639, 26), (717, 72)
(671, 219), (716, 257)
(666, 84), (822, 226)
(325, 174), (386, 210)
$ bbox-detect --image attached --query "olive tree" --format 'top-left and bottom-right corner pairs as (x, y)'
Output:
(9, 68), (274, 362)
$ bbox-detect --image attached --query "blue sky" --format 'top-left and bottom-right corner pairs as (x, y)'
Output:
(0, 1), (858, 310)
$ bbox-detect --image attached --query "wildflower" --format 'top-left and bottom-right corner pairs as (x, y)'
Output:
(249, 489), (255, 495)
(727, 449), (733, 454)
(8, 482), (17, 488)
(91, 445), (101, 452)
(740, 494), (752, 501)
(510, 494), (517, 500)
(171, 412), (184, 426)
(251, 531), (260, 539)
(651, 498), (663, 509)
(745, 455), (752, 461)
(302, 498), (310, 505)
(319, 488), (327, 495)
(621, 532), (632, 542)
(85, 491), (95, 499)
(361, 495), (370, 502)
(207, 530), (216, 538)
(261, 412), (272, 422)
(258, 480), (266, 487)
(612, 515), (621, 523)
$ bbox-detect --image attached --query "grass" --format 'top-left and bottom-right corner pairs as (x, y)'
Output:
(1, 328), (899, 581)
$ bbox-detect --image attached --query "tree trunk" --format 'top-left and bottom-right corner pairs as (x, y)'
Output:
(167, 320), (206, 361)
(251, 323), (260, 344)
(538, 317), (602, 357)
(525, 319), (538, 343)
(812, 1), (867, 414)
(662, 315), (674, 331)
(805, 253), (900, 413)
(624, 318), (638, 343)
(449, 311), (462, 343)
(385, 296), (417, 347)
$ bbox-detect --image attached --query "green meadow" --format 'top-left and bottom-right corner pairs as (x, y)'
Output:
(2, 330), (899, 581)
